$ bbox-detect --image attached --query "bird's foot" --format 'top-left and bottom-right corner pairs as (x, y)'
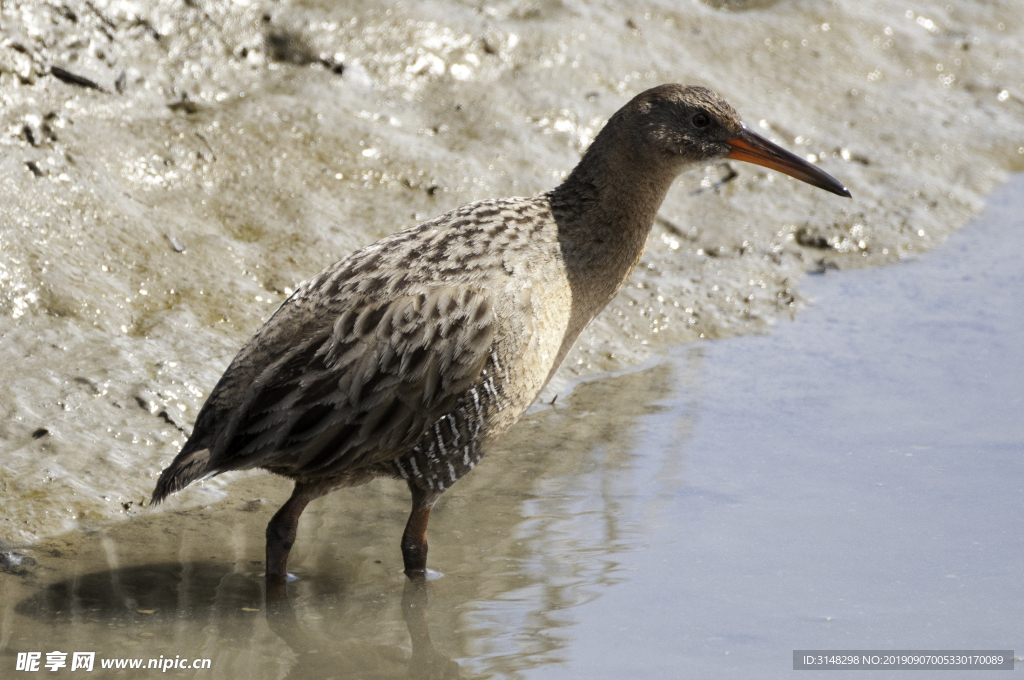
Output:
(404, 567), (444, 581)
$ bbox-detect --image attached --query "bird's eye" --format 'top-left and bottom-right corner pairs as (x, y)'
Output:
(692, 113), (710, 128)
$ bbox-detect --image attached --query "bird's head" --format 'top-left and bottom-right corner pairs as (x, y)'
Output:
(613, 84), (851, 198)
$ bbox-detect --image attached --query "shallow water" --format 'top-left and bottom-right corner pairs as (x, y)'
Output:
(2, 173), (1021, 677)
(1, 0), (1024, 539)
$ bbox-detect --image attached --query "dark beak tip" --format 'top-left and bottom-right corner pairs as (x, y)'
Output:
(821, 181), (852, 199)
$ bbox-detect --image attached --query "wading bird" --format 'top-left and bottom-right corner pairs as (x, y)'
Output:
(152, 84), (850, 582)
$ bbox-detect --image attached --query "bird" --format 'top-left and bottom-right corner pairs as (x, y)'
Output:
(151, 84), (850, 582)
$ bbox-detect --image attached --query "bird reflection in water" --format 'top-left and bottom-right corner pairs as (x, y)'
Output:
(15, 562), (460, 679)
(266, 578), (461, 680)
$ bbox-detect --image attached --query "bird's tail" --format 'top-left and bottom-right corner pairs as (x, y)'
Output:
(150, 448), (213, 505)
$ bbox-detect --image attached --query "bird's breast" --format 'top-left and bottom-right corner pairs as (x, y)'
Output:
(480, 253), (576, 439)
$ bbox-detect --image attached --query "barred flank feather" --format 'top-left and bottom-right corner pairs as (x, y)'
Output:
(150, 448), (212, 505)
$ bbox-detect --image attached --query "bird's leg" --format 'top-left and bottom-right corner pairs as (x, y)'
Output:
(402, 484), (440, 576)
(401, 506), (431, 575)
(265, 481), (324, 583)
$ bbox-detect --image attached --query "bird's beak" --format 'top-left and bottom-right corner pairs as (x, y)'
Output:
(725, 124), (851, 198)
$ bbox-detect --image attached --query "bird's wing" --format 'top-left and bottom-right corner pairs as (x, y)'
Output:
(207, 285), (495, 476)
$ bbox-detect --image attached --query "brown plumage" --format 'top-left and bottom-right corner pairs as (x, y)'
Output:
(152, 84), (850, 581)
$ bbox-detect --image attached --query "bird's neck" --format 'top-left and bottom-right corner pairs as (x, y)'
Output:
(536, 141), (677, 378)
(540, 135), (681, 369)
(548, 137), (678, 293)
